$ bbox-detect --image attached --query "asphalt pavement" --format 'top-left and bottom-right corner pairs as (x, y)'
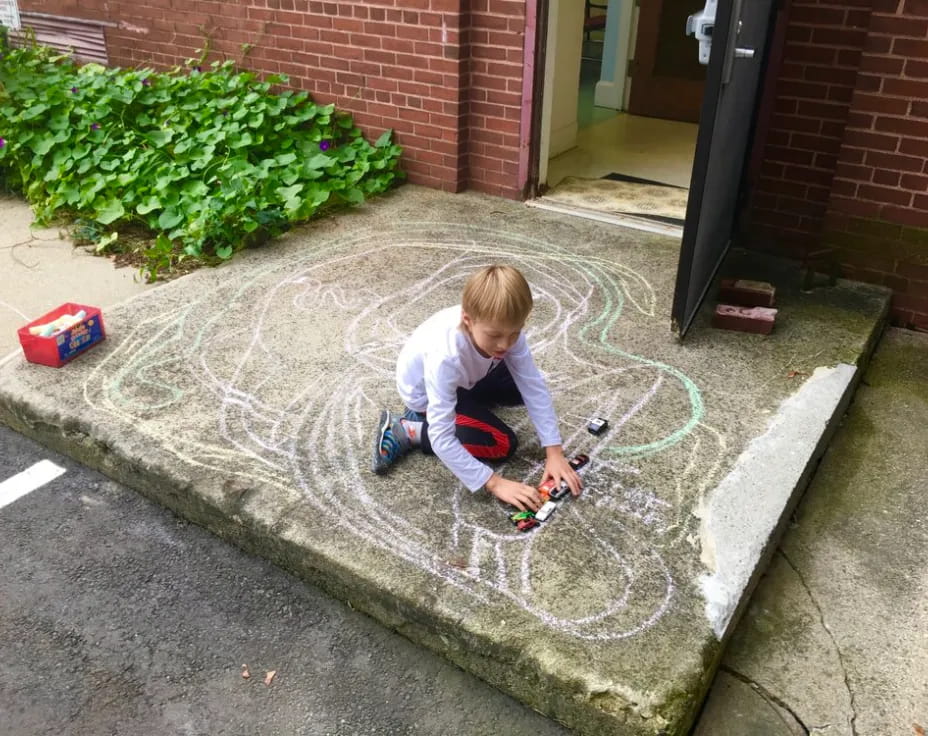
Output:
(0, 424), (567, 736)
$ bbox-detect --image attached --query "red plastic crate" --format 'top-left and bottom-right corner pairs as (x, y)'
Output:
(17, 302), (106, 368)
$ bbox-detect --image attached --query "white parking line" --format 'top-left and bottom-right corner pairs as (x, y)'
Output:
(0, 460), (66, 510)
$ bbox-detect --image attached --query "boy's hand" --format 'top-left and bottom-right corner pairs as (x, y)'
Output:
(485, 474), (542, 512)
(543, 446), (583, 497)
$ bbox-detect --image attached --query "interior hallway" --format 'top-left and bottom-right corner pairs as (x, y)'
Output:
(547, 112), (699, 190)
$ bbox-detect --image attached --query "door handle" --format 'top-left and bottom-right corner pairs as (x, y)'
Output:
(734, 48), (755, 58)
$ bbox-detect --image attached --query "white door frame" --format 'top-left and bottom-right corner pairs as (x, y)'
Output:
(0, 0), (21, 30)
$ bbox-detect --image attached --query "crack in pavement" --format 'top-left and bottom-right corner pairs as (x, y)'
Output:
(721, 665), (811, 735)
(779, 547), (859, 736)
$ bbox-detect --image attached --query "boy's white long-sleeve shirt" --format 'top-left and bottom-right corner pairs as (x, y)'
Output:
(396, 305), (562, 492)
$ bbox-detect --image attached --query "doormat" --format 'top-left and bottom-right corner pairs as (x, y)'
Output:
(542, 176), (688, 225)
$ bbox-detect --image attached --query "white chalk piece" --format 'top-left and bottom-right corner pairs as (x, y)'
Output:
(0, 460), (66, 510)
(534, 500), (558, 522)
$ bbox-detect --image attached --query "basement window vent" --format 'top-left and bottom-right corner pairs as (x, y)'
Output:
(11, 11), (109, 65)
(0, 0), (21, 31)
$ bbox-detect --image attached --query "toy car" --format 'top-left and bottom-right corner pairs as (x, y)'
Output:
(516, 518), (540, 532)
(538, 478), (557, 502)
(569, 453), (590, 470)
(549, 482), (571, 501)
(534, 500), (558, 522)
(587, 417), (609, 435)
(509, 510), (536, 526)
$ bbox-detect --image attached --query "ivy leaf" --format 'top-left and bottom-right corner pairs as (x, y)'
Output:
(276, 183), (304, 212)
(95, 231), (119, 252)
(30, 137), (55, 156)
(148, 129), (174, 147)
(216, 245), (234, 259)
(96, 199), (126, 225)
(342, 187), (364, 205)
(136, 196), (162, 215)
(158, 208), (184, 229)
(374, 129), (394, 148)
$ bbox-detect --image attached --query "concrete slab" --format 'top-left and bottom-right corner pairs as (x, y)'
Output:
(0, 195), (153, 359)
(0, 186), (890, 735)
(697, 327), (928, 735)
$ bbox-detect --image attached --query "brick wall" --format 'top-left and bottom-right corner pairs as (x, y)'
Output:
(18, 0), (526, 198)
(748, 0), (928, 330)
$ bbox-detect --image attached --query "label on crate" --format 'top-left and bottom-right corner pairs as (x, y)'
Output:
(57, 317), (104, 362)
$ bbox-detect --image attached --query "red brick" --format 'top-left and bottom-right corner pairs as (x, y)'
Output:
(883, 273), (910, 292)
(865, 150), (926, 173)
(905, 59), (928, 78)
(893, 38), (928, 57)
(712, 305), (777, 335)
(846, 111), (875, 130)
(765, 145), (816, 165)
(797, 100), (853, 120)
(858, 184), (914, 206)
(854, 93), (910, 116)
(843, 129), (900, 151)
(892, 292), (928, 314)
(904, 0), (928, 15)
(784, 165), (838, 188)
(875, 115), (928, 138)
(837, 49), (863, 67)
(832, 195), (883, 218)
(883, 78), (928, 99)
(901, 173), (928, 191)
(718, 279), (777, 308)
(900, 138), (928, 157)
(859, 54), (906, 75)
(873, 169), (902, 187)
(880, 205), (928, 227)
(896, 260), (928, 281)
(779, 80), (829, 99)
(813, 27), (868, 47)
(788, 5), (846, 25)
(804, 65), (859, 87)
(772, 113), (822, 134)
(870, 14), (928, 35)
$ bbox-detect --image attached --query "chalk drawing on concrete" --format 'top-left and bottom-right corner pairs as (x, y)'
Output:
(82, 222), (726, 641)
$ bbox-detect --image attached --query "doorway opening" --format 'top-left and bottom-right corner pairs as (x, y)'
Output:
(531, 0), (707, 236)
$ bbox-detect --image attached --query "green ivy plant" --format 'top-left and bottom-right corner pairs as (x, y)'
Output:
(0, 38), (403, 279)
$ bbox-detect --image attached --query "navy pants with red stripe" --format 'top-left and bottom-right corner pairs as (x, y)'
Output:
(418, 362), (523, 462)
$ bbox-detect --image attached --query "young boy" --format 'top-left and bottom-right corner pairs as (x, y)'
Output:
(371, 264), (581, 512)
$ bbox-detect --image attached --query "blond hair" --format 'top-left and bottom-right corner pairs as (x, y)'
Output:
(461, 265), (533, 325)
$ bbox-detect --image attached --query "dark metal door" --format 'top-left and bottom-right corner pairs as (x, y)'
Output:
(671, 0), (778, 337)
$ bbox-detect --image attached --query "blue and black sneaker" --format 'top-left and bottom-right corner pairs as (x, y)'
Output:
(371, 409), (412, 474)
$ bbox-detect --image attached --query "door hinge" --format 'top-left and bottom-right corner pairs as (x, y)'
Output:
(627, 58), (635, 77)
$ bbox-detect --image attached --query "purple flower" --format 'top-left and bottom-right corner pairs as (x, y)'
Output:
(90, 123), (100, 131)
(319, 140), (331, 151)
(191, 65), (202, 73)
(0, 138), (5, 149)
(142, 78), (151, 86)
(70, 86), (78, 94)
